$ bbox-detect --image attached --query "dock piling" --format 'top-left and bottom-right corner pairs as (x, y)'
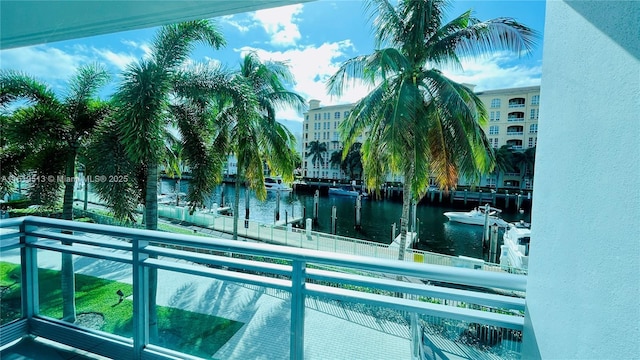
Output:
(331, 206), (337, 235)
(354, 195), (362, 229)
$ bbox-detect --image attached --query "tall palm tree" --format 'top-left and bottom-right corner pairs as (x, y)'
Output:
(343, 142), (364, 180)
(328, 0), (535, 260)
(306, 140), (327, 168)
(493, 145), (516, 190)
(0, 64), (110, 322)
(86, 20), (226, 341)
(215, 52), (305, 240)
(330, 150), (343, 169)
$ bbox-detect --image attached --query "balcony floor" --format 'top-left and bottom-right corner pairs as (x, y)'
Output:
(1, 336), (110, 360)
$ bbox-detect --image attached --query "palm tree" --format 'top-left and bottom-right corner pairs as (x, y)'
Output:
(0, 64), (110, 322)
(86, 20), (226, 341)
(512, 146), (535, 190)
(306, 140), (327, 168)
(343, 142), (364, 180)
(493, 145), (516, 190)
(328, 0), (535, 260)
(215, 52), (305, 240)
(330, 150), (343, 169)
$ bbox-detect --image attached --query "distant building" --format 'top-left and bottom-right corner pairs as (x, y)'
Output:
(301, 85), (540, 190)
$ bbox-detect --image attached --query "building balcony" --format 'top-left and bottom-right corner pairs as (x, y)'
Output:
(0, 216), (526, 360)
(508, 104), (525, 108)
(507, 118), (524, 122)
(506, 131), (524, 136)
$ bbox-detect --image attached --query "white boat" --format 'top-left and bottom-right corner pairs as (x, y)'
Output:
(264, 177), (292, 192)
(443, 205), (508, 227)
(500, 221), (531, 270)
(328, 187), (368, 197)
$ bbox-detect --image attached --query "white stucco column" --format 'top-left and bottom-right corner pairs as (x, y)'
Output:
(522, 1), (640, 358)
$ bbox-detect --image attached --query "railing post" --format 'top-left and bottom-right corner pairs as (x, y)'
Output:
(290, 260), (306, 359)
(132, 237), (150, 359)
(20, 220), (38, 320)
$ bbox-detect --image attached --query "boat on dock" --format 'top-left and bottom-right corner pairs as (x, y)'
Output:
(328, 186), (368, 197)
(265, 176), (292, 192)
(500, 220), (531, 270)
(443, 205), (508, 227)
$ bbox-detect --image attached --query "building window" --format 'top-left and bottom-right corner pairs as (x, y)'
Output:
(531, 95), (540, 105)
(490, 138), (499, 148)
(334, 112), (340, 119)
(496, 111), (500, 120)
(334, 121), (338, 129)
(490, 111), (496, 121)
(528, 137), (534, 148)
(530, 124), (538, 133)
(305, 123), (308, 130)
(489, 126), (499, 135)
(305, 115), (309, 121)
(530, 109), (538, 119)
(491, 98), (501, 108)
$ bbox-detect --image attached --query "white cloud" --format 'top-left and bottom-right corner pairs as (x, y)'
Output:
(442, 52), (542, 91)
(0, 46), (89, 86)
(251, 4), (303, 47)
(220, 15), (252, 33)
(92, 48), (137, 70)
(236, 40), (373, 120)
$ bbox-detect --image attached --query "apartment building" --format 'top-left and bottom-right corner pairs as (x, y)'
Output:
(474, 85), (540, 190)
(301, 86), (540, 189)
(301, 100), (358, 180)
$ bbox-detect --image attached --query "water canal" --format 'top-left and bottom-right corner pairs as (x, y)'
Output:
(161, 180), (532, 261)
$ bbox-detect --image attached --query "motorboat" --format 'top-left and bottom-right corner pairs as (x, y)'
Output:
(443, 205), (508, 227)
(328, 186), (368, 197)
(500, 220), (531, 270)
(264, 177), (292, 192)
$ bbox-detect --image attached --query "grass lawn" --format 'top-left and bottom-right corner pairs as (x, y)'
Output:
(0, 262), (243, 358)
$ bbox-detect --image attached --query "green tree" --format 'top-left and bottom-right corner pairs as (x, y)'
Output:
(343, 142), (364, 180)
(86, 20), (226, 341)
(0, 64), (110, 322)
(305, 140), (327, 168)
(216, 52), (305, 240)
(328, 0), (535, 259)
(493, 145), (516, 189)
(329, 150), (343, 169)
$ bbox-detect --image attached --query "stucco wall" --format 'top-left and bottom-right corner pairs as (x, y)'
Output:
(522, 1), (640, 358)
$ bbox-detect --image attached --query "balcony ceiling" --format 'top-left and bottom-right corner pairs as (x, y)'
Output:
(0, 0), (312, 50)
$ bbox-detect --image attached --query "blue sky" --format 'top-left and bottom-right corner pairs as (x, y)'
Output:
(0, 0), (546, 122)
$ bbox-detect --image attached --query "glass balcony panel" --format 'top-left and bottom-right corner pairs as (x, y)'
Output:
(36, 249), (133, 339)
(304, 297), (411, 359)
(420, 314), (522, 359)
(152, 267), (290, 359)
(1, 248), (22, 324)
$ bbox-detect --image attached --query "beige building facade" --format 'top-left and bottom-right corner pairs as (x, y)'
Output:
(301, 85), (540, 189)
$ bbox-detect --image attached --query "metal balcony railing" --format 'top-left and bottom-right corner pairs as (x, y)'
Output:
(1, 216), (526, 359)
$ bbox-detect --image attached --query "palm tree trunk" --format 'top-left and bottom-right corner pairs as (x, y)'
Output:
(145, 165), (159, 231)
(397, 166), (414, 261)
(61, 148), (77, 323)
(233, 176), (241, 240)
(145, 164), (159, 341)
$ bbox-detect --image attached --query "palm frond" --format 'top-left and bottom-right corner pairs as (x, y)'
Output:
(0, 70), (58, 107)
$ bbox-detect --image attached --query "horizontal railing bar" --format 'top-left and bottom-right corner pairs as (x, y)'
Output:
(18, 217), (526, 292)
(147, 246), (293, 277)
(33, 242), (133, 264)
(306, 268), (526, 311)
(144, 258), (292, 292)
(29, 317), (134, 360)
(305, 283), (524, 330)
(0, 238), (22, 251)
(0, 217), (26, 228)
(29, 229), (133, 251)
(0, 230), (22, 242)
